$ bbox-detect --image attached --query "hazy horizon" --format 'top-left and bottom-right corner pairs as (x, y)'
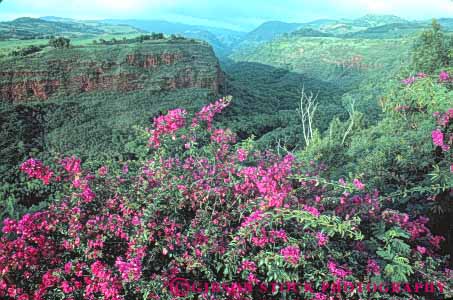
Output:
(1, 0), (453, 31)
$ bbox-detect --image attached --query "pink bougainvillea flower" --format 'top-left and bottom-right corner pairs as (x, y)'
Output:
(327, 260), (351, 278)
(98, 165), (108, 176)
(439, 70), (450, 82)
(194, 97), (231, 129)
(149, 108), (187, 148)
(61, 156), (82, 175)
(353, 179), (365, 190)
(280, 245), (300, 265)
(401, 76), (416, 85)
(432, 129), (444, 147)
(416, 246), (427, 255)
(20, 158), (54, 185)
(237, 148), (248, 162)
(366, 259), (381, 275)
(316, 232), (329, 247)
(416, 72), (427, 78)
(303, 205), (320, 217)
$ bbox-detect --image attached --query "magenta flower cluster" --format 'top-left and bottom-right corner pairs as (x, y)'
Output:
(19, 158), (54, 185)
(401, 71), (451, 85)
(401, 72), (427, 85)
(148, 108), (187, 148)
(2, 100), (452, 300)
(193, 97), (231, 129)
(432, 109), (453, 172)
(439, 70), (450, 82)
(280, 245), (301, 265)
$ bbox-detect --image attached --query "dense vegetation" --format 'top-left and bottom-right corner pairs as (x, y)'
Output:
(0, 14), (453, 300)
(0, 88), (452, 299)
(0, 38), (222, 221)
(220, 61), (346, 147)
(227, 33), (412, 143)
(298, 22), (453, 265)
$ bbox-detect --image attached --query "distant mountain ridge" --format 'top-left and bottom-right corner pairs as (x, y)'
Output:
(352, 14), (410, 27)
(242, 14), (453, 43)
(1, 14), (452, 57)
(100, 19), (246, 56)
(36, 14), (453, 48)
(242, 21), (304, 42)
(0, 17), (144, 40)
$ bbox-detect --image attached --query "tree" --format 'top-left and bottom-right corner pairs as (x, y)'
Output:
(49, 37), (71, 49)
(297, 87), (318, 147)
(341, 96), (356, 145)
(411, 19), (451, 73)
(150, 33), (164, 40)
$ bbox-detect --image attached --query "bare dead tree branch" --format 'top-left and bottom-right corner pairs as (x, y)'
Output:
(341, 97), (356, 145)
(297, 86), (319, 147)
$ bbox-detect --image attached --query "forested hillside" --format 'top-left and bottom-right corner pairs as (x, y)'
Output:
(0, 37), (223, 216)
(227, 35), (412, 146)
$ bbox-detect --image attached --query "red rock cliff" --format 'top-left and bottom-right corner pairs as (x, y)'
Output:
(0, 42), (224, 102)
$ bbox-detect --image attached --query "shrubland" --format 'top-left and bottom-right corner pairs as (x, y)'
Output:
(1, 97), (452, 299)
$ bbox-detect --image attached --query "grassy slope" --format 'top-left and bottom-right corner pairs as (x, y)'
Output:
(0, 17), (143, 40)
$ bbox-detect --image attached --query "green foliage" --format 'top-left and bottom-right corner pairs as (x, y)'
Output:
(0, 39), (221, 221)
(297, 23), (453, 203)
(221, 61), (346, 149)
(375, 226), (414, 282)
(95, 33), (168, 45)
(301, 75), (453, 197)
(291, 28), (334, 37)
(411, 20), (453, 73)
(10, 44), (45, 56)
(0, 14), (452, 299)
(297, 56), (453, 270)
(49, 36), (71, 48)
(342, 23), (426, 39)
(230, 35), (411, 134)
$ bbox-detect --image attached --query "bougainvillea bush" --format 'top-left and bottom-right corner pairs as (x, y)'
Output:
(1, 97), (452, 300)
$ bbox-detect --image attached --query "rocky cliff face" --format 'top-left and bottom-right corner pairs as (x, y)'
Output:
(0, 40), (224, 102)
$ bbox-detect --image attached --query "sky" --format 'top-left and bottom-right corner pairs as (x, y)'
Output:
(1, 0), (453, 31)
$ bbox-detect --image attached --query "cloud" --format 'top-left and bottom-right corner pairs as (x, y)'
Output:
(0, 0), (177, 19)
(1, 0), (453, 29)
(329, 0), (453, 19)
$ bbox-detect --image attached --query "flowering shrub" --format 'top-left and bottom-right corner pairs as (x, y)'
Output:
(1, 98), (452, 300)
(439, 70), (450, 83)
(19, 159), (54, 185)
(432, 109), (453, 173)
(401, 72), (427, 85)
(402, 70), (452, 87)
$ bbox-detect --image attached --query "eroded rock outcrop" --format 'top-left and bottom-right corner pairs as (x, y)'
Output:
(0, 41), (223, 102)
